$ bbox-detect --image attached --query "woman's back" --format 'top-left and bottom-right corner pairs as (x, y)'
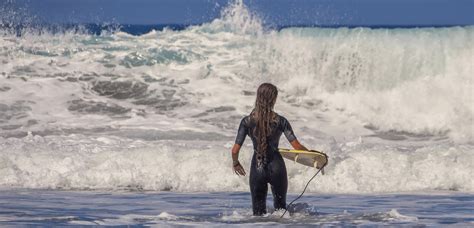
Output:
(235, 113), (297, 155)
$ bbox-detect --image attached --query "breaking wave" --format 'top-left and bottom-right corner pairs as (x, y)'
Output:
(0, 0), (473, 192)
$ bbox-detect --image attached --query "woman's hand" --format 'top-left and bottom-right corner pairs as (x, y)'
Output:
(233, 160), (246, 176)
(231, 144), (246, 176)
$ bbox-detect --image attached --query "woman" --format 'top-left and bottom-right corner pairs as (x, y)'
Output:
(231, 83), (308, 216)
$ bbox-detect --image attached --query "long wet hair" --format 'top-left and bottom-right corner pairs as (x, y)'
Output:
(251, 83), (278, 168)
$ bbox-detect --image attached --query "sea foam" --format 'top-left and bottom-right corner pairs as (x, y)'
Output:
(0, 0), (472, 193)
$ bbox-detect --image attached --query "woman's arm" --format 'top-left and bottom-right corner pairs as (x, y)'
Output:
(231, 144), (246, 176)
(281, 116), (307, 151)
(231, 143), (241, 162)
(290, 139), (308, 151)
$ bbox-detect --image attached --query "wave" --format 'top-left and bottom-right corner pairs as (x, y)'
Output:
(1, 23), (472, 141)
(0, 134), (472, 192)
(0, 0), (473, 192)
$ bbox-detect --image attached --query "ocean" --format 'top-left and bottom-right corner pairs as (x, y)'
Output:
(0, 1), (473, 226)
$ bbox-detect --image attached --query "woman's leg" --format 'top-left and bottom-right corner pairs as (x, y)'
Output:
(250, 159), (268, 215)
(269, 156), (288, 210)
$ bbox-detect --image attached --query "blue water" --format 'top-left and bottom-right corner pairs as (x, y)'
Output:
(0, 1), (473, 226)
(0, 190), (472, 226)
(2, 22), (471, 36)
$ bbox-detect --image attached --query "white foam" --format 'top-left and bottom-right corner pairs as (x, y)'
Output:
(1, 24), (472, 142)
(157, 212), (179, 220)
(388, 209), (418, 222)
(0, 135), (472, 193)
(221, 211), (248, 221)
(0, 1), (472, 193)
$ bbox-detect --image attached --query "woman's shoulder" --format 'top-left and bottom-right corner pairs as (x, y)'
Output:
(274, 113), (290, 124)
(240, 115), (252, 125)
(274, 112), (285, 120)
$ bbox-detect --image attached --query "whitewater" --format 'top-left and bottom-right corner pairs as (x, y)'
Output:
(0, 1), (473, 226)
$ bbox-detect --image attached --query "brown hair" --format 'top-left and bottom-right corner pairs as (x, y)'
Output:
(251, 83), (278, 167)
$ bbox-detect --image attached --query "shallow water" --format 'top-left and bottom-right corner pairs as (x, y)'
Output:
(0, 190), (472, 226)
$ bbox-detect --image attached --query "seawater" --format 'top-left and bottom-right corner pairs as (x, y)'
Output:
(0, 190), (473, 226)
(0, 1), (473, 226)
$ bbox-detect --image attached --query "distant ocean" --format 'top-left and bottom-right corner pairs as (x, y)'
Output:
(0, 0), (473, 226)
(2, 22), (470, 37)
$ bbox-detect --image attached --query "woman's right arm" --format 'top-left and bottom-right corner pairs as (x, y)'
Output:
(282, 116), (308, 151)
(290, 139), (308, 151)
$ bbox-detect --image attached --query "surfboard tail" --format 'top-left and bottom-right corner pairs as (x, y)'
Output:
(279, 148), (328, 171)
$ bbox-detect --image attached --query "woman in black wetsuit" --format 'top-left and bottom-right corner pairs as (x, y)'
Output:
(231, 83), (308, 216)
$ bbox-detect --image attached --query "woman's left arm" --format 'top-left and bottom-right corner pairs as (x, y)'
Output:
(232, 117), (247, 176)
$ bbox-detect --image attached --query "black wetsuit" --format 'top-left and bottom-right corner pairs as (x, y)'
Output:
(235, 114), (297, 215)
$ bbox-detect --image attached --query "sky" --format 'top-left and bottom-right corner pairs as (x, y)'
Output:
(4, 0), (474, 27)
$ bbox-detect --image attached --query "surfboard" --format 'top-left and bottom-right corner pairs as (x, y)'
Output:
(279, 148), (328, 170)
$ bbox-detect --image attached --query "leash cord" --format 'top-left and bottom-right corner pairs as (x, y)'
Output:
(280, 164), (326, 218)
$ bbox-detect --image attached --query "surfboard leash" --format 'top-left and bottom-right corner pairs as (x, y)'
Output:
(280, 157), (328, 218)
